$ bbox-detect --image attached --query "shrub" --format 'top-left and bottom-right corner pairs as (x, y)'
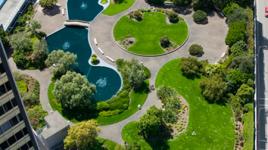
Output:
(173, 0), (192, 6)
(91, 54), (100, 65)
(200, 74), (227, 103)
(229, 40), (247, 56)
(145, 0), (165, 5)
(223, 3), (248, 24)
(188, 44), (204, 56)
(225, 21), (247, 46)
(160, 37), (171, 48)
(193, 10), (207, 24)
(167, 11), (179, 23)
(27, 105), (48, 130)
(40, 0), (58, 9)
(129, 11), (143, 21)
(180, 57), (204, 78)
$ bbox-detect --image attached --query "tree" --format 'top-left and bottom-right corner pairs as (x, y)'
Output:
(229, 55), (254, 74)
(30, 39), (48, 69)
(0, 28), (10, 48)
(45, 50), (77, 78)
(200, 74), (227, 103)
(180, 57), (204, 78)
(192, 0), (213, 11)
(173, 0), (192, 6)
(128, 60), (147, 90)
(27, 20), (41, 36)
(129, 10), (143, 21)
(64, 120), (99, 150)
(235, 84), (254, 104)
(223, 3), (248, 24)
(138, 106), (164, 138)
(145, 0), (165, 5)
(39, 0), (58, 9)
(54, 71), (96, 110)
(167, 11), (179, 23)
(226, 69), (248, 92)
(230, 40), (247, 56)
(157, 86), (177, 101)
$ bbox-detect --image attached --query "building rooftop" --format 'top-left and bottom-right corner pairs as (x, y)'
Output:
(41, 111), (70, 139)
(0, 0), (26, 30)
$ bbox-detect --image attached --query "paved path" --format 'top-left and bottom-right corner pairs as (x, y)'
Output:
(90, 0), (228, 144)
(8, 58), (53, 113)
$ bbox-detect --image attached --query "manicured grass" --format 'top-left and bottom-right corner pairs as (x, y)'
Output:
(155, 59), (235, 149)
(114, 12), (188, 56)
(101, 0), (108, 4)
(98, 138), (124, 150)
(103, 0), (135, 16)
(122, 122), (151, 149)
(48, 81), (148, 125)
(243, 103), (254, 150)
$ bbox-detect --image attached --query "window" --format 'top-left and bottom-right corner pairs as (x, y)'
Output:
(9, 116), (19, 126)
(0, 82), (11, 97)
(0, 106), (4, 116)
(1, 121), (11, 132)
(7, 135), (16, 146)
(0, 63), (4, 74)
(3, 101), (12, 112)
(15, 130), (24, 141)
(11, 98), (16, 107)
(0, 141), (9, 149)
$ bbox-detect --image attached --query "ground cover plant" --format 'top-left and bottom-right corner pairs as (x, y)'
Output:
(15, 73), (47, 130)
(114, 9), (188, 56)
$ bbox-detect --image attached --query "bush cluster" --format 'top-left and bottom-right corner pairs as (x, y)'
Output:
(129, 10), (143, 21)
(167, 11), (179, 23)
(192, 10), (207, 24)
(180, 57), (204, 78)
(160, 36), (171, 48)
(91, 54), (100, 65)
(188, 44), (204, 56)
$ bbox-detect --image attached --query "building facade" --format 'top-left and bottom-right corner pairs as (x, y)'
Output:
(0, 40), (39, 149)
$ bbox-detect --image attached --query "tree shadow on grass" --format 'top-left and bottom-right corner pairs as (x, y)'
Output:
(143, 125), (172, 150)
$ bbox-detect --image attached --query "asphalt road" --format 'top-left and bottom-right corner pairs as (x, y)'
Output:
(255, 0), (268, 149)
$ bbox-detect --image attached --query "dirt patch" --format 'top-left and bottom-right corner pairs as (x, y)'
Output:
(169, 96), (189, 136)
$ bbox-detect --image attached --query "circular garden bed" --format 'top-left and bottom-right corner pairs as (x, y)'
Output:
(113, 9), (189, 56)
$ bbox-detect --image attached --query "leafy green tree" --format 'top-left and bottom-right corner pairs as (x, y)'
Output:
(145, 0), (165, 5)
(225, 21), (246, 46)
(30, 39), (48, 69)
(138, 106), (164, 138)
(226, 69), (249, 92)
(229, 55), (254, 74)
(180, 57), (204, 78)
(0, 28), (10, 48)
(200, 74), (227, 103)
(64, 120), (99, 150)
(128, 60), (147, 90)
(157, 86), (177, 101)
(193, 0), (213, 11)
(28, 20), (41, 35)
(230, 40), (247, 56)
(45, 50), (77, 78)
(39, 0), (58, 9)
(54, 71), (96, 110)
(173, 0), (192, 6)
(235, 84), (254, 104)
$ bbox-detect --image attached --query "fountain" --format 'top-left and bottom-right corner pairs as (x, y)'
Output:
(96, 77), (107, 88)
(62, 41), (70, 49)
(80, 2), (88, 10)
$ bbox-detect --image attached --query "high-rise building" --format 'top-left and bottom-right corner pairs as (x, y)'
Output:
(0, 40), (39, 149)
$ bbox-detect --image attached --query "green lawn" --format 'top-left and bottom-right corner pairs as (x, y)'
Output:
(48, 81), (148, 125)
(98, 138), (124, 150)
(114, 12), (188, 56)
(122, 59), (235, 149)
(243, 103), (254, 150)
(122, 122), (151, 150)
(103, 0), (135, 16)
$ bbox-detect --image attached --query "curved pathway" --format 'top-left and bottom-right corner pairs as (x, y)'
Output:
(90, 0), (228, 144)
(8, 58), (53, 113)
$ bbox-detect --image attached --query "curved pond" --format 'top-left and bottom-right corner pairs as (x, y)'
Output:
(47, 0), (122, 101)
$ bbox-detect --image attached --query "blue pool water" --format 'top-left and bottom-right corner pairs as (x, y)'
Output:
(67, 0), (103, 21)
(46, 0), (122, 101)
